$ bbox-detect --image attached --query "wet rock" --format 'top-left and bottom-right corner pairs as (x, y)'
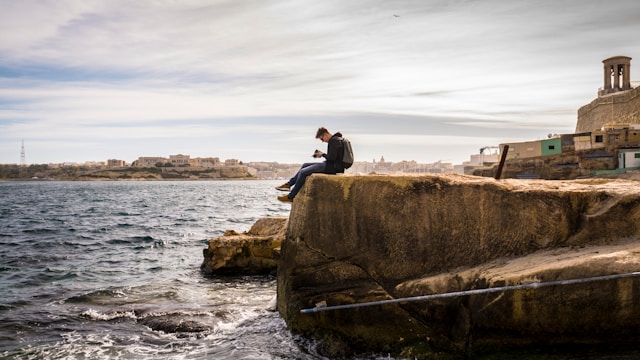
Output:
(139, 315), (212, 333)
(201, 216), (287, 275)
(277, 173), (640, 357)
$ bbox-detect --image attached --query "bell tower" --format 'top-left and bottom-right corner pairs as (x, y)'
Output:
(599, 56), (632, 96)
(576, 55), (640, 133)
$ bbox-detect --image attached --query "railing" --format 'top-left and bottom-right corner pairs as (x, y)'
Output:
(598, 81), (640, 92)
(300, 272), (640, 314)
(598, 82), (640, 97)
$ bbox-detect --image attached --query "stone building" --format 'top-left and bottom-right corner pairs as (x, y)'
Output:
(107, 159), (127, 168)
(500, 137), (563, 160)
(135, 156), (167, 167)
(190, 157), (221, 168)
(576, 56), (640, 132)
(169, 154), (190, 166)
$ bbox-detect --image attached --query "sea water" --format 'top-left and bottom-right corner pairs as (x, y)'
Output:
(0, 180), (325, 359)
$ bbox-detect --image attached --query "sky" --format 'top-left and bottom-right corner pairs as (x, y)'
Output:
(1, 0), (639, 166)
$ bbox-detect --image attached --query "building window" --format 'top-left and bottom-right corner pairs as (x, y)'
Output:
(635, 153), (640, 159)
(548, 145), (555, 150)
(595, 135), (604, 143)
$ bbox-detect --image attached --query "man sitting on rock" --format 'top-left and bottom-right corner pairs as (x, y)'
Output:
(276, 127), (345, 202)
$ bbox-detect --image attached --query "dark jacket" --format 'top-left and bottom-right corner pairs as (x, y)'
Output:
(323, 132), (345, 174)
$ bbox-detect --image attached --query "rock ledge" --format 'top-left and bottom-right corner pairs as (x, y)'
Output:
(201, 216), (287, 275)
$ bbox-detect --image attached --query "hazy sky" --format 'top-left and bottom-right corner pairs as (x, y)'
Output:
(1, 0), (639, 165)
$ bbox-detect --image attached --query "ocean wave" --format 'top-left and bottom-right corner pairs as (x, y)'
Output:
(80, 308), (137, 321)
(80, 308), (231, 334)
(0, 266), (18, 273)
(21, 227), (59, 234)
(129, 235), (156, 242)
(0, 303), (19, 311)
(107, 235), (156, 245)
(113, 211), (140, 216)
(66, 288), (129, 304)
(43, 268), (78, 280)
(13, 330), (215, 359)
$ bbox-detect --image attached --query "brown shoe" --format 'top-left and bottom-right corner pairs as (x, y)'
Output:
(276, 183), (291, 191)
(277, 195), (293, 203)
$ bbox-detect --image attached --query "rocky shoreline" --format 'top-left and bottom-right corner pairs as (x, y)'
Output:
(203, 172), (640, 358)
(201, 217), (287, 276)
(0, 164), (256, 181)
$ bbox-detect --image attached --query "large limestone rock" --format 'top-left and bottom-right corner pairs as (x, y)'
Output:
(277, 173), (640, 358)
(201, 216), (287, 275)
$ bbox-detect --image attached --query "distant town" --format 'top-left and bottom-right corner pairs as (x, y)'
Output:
(0, 152), (466, 181)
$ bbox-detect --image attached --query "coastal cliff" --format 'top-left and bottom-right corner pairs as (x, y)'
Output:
(277, 173), (640, 358)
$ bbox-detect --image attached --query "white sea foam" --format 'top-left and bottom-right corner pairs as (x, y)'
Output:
(267, 295), (278, 311)
(80, 308), (137, 321)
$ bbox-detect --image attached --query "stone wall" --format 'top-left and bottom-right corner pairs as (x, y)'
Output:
(576, 86), (640, 132)
(277, 173), (640, 358)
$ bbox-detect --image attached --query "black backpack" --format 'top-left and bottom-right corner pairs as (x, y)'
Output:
(342, 138), (354, 169)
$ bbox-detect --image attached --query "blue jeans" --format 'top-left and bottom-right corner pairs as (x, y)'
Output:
(287, 162), (326, 199)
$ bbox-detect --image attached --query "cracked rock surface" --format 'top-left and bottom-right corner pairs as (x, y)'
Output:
(277, 173), (640, 357)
